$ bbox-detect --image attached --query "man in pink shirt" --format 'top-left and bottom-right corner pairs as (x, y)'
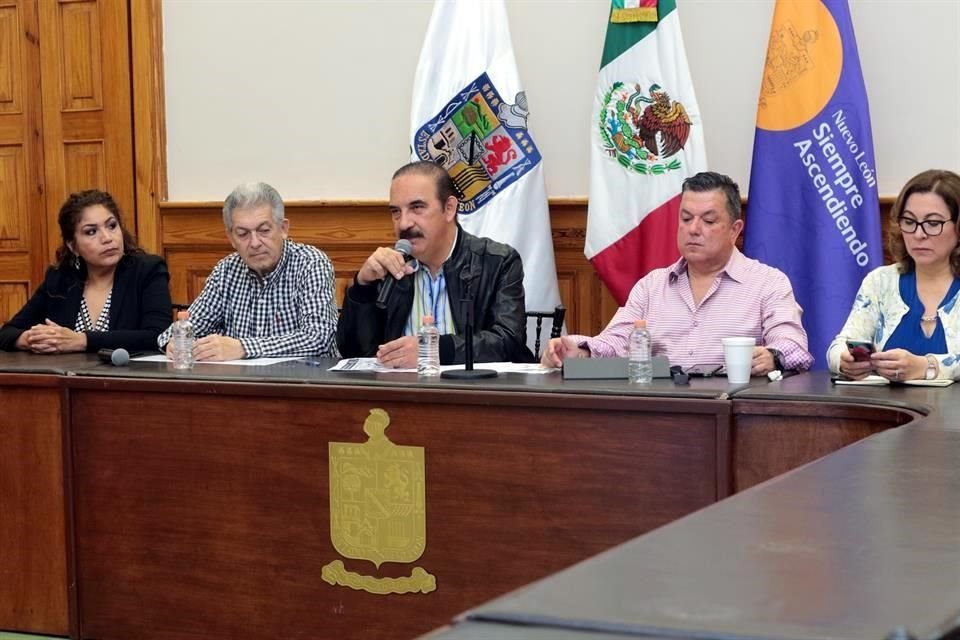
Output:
(543, 172), (813, 374)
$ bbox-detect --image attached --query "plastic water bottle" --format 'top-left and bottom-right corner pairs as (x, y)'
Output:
(418, 314), (440, 377)
(628, 319), (652, 384)
(171, 310), (195, 370)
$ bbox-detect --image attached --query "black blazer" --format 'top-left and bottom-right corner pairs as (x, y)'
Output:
(0, 253), (172, 353)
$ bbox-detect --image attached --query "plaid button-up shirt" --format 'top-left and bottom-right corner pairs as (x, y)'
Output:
(158, 240), (339, 358)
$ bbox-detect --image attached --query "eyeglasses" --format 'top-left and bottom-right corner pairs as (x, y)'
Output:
(898, 217), (951, 237)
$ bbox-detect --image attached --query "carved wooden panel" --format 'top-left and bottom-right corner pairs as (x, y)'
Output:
(57, 0), (102, 111)
(334, 274), (353, 307)
(163, 249), (222, 306)
(0, 281), (27, 322)
(0, 143), (27, 248)
(130, 0), (167, 253)
(0, 4), (23, 114)
(159, 202), (612, 336)
(155, 199), (897, 340)
(40, 0), (133, 264)
(186, 268), (209, 302)
(165, 251), (356, 310)
(0, 1), (44, 299)
(62, 139), (105, 192)
(556, 271), (575, 317)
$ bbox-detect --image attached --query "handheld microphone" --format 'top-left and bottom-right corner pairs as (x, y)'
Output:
(97, 348), (130, 366)
(375, 239), (418, 310)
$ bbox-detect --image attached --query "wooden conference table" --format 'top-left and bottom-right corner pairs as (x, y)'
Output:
(0, 354), (941, 640)
(429, 374), (960, 640)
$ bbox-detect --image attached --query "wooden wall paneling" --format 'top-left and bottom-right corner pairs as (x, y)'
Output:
(163, 249), (221, 307)
(61, 139), (105, 189)
(155, 199), (896, 337)
(0, 247), (27, 277)
(161, 202), (396, 308)
(38, 0), (134, 263)
(160, 200), (632, 336)
(551, 201), (591, 334)
(0, 143), (28, 248)
(0, 280), (28, 319)
(0, 3), (24, 115)
(130, 0), (166, 253)
(58, 1), (102, 111)
(0, 0), (46, 323)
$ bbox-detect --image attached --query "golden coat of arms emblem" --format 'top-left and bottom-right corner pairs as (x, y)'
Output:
(321, 409), (436, 595)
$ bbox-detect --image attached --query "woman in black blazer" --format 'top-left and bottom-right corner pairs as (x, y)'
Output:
(0, 190), (172, 353)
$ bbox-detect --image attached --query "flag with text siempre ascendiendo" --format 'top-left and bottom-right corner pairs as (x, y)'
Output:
(586, 0), (707, 305)
(409, 0), (561, 331)
(744, 0), (881, 368)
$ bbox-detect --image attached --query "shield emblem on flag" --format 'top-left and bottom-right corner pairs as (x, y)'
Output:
(322, 409), (435, 595)
(413, 72), (541, 215)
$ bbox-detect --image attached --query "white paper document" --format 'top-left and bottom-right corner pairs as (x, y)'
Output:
(132, 354), (301, 366)
(328, 358), (551, 375)
(834, 374), (954, 387)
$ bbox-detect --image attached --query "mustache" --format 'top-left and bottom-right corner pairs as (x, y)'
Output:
(399, 229), (424, 240)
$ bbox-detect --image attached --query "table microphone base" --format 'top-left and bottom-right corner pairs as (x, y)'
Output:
(441, 368), (498, 380)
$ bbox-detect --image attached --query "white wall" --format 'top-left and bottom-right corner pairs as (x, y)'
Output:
(163, 0), (960, 201)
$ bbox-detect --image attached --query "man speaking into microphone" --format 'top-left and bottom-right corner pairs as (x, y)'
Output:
(337, 161), (533, 368)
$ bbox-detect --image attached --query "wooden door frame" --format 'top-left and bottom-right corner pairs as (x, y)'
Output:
(130, 0), (166, 254)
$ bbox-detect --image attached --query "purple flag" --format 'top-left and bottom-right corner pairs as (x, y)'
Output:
(744, 0), (882, 368)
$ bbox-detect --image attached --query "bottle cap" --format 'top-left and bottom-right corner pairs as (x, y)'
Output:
(422, 315), (434, 325)
(633, 319), (647, 329)
(177, 310), (190, 320)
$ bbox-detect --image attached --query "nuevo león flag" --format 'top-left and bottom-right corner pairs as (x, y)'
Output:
(744, 0), (882, 368)
(410, 0), (562, 342)
(586, 0), (707, 305)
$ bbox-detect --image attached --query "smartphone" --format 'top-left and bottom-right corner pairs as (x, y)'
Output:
(686, 364), (724, 377)
(846, 340), (876, 362)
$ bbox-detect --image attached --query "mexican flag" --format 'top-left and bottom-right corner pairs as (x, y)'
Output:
(586, 0), (707, 304)
(409, 0), (562, 338)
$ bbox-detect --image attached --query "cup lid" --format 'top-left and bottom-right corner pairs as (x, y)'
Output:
(721, 336), (756, 346)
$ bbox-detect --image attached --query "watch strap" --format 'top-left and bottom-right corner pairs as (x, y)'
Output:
(767, 348), (785, 371)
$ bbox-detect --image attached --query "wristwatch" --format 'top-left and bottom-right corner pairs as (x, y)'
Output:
(767, 348), (785, 371)
(925, 355), (939, 380)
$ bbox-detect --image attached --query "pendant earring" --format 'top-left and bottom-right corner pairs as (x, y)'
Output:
(73, 254), (80, 270)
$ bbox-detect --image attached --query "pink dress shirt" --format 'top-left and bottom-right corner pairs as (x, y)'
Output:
(570, 249), (814, 370)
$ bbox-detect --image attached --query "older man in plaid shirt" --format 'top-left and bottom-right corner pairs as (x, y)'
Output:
(157, 182), (338, 361)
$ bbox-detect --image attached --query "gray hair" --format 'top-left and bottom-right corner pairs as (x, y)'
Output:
(222, 182), (285, 229)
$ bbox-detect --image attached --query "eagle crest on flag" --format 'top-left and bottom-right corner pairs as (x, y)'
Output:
(599, 82), (691, 176)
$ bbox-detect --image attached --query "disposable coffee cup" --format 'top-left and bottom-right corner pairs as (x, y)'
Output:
(721, 337), (756, 384)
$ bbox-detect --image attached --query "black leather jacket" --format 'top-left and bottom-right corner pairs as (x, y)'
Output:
(337, 226), (534, 364)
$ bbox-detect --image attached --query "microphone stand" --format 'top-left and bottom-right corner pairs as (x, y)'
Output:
(441, 298), (497, 380)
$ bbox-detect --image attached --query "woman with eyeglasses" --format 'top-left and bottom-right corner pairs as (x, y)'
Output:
(828, 169), (960, 381)
(0, 189), (171, 354)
